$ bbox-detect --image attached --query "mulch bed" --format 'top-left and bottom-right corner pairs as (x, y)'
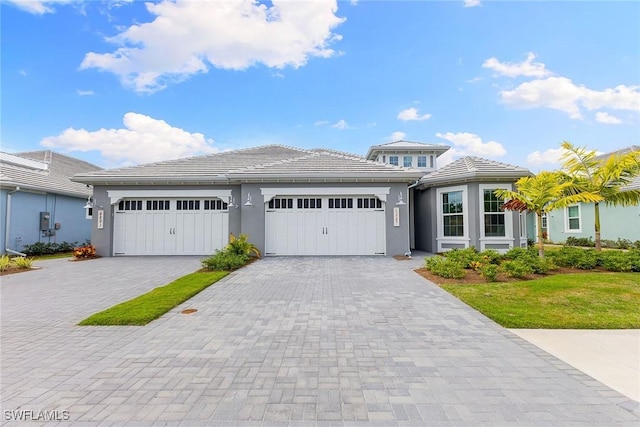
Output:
(0, 267), (42, 276)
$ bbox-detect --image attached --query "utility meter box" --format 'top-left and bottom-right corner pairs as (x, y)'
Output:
(40, 212), (50, 231)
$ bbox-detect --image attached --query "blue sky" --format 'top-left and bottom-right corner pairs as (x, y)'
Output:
(2, 0), (639, 170)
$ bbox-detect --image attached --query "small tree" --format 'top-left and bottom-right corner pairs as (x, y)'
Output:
(560, 142), (640, 251)
(495, 171), (602, 257)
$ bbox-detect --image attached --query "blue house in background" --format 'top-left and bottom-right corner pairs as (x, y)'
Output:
(0, 151), (101, 255)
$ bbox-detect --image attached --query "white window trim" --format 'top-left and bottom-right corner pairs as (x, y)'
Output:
(106, 189), (232, 205)
(436, 185), (470, 251)
(478, 184), (513, 244)
(564, 204), (582, 233)
(261, 187), (390, 203)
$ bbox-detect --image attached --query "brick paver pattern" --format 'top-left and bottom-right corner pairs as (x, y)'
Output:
(1, 256), (638, 426)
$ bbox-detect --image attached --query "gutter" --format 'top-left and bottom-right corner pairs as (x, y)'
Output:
(4, 187), (27, 257)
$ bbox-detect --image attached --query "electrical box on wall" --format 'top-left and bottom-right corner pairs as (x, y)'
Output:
(40, 212), (50, 231)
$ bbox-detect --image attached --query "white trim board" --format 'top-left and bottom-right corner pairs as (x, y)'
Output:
(106, 189), (232, 205)
(260, 187), (390, 203)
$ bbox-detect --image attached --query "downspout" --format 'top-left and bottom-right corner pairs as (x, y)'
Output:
(405, 180), (420, 256)
(5, 187), (27, 256)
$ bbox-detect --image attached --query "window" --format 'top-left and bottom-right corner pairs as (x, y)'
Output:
(442, 191), (464, 236)
(146, 200), (170, 211)
(541, 213), (548, 229)
(566, 205), (581, 231)
(430, 156), (434, 168)
(389, 156), (398, 166)
(357, 198), (382, 209)
(118, 200), (143, 211)
(483, 190), (505, 237)
(417, 156), (427, 168)
(177, 200), (200, 210)
(403, 156), (412, 167)
(297, 198), (322, 209)
(204, 199), (229, 210)
(329, 198), (353, 209)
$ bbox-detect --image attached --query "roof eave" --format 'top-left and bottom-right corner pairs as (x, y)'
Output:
(417, 172), (531, 189)
(72, 175), (230, 185)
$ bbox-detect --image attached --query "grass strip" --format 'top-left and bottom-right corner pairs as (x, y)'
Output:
(441, 272), (640, 329)
(79, 271), (228, 326)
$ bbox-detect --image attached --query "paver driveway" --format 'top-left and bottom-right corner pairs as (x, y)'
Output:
(1, 256), (638, 426)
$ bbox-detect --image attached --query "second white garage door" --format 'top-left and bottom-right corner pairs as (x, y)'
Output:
(113, 198), (229, 256)
(265, 196), (386, 255)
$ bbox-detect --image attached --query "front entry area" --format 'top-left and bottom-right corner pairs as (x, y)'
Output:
(113, 198), (229, 255)
(264, 196), (386, 255)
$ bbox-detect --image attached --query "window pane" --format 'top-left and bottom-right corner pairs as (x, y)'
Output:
(403, 156), (412, 167)
(484, 214), (505, 237)
(443, 215), (464, 236)
(389, 156), (398, 166)
(568, 206), (579, 217)
(569, 218), (580, 230)
(417, 156), (426, 167)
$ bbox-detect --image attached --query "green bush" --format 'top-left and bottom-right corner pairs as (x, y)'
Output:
(202, 251), (248, 271)
(501, 260), (534, 278)
(529, 257), (557, 274)
(599, 251), (634, 272)
(480, 264), (499, 282)
(630, 249), (640, 272)
(425, 256), (466, 279)
(442, 247), (481, 269)
(479, 249), (502, 265)
(226, 233), (261, 258)
(565, 236), (595, 247)
(549, 247), (600, 270)
(22, 241), (78, 256)
(503, 246), (537, 262)
(616, 238), (633, 250)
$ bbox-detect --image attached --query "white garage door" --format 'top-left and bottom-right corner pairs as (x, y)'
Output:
(113, 198), (229, 255)
(265, 196), (386, 255)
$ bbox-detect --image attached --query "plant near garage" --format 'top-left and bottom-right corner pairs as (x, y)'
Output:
(12, 257), (34, 269)
(0, 255), (10, 272)
(226, 233), (261, 258)
(202, 251), (248, 271)
(425, 256), (466, 279)
(73, 244), (97, 259)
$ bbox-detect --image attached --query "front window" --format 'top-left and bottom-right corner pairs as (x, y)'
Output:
(442, 191), (464, 236)
(483, 190), (505, 237)
(541, 213), (548, 229)
(417, 156), (427, 167)
(389, 156), (398, 166)
(403, 156), (412, 167)
(566, 205), (581, 231)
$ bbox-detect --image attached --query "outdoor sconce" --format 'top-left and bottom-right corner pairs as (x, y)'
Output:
(396, 191), (406, 206)
(244, 192), (255, 207)
(228, 193), (238, 208)
(83, 196), (94, 209)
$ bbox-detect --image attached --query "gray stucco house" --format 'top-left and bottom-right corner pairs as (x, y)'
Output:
(0, 151), (101, 255)
(73, 141), (533, 257)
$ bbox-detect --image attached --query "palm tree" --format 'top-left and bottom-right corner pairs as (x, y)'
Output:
(494, 171), (602, 257)
(560, 142), (640, 251)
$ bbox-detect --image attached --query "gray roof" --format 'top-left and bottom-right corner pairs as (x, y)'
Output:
(73, 145), (425, 185)
(0, 150), (101, 198)
(593, 145), (640, 192)
(365, 140), (450, 160)
(417, 156), (532, 188)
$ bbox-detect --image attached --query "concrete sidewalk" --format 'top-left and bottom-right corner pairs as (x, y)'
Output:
(511, 329), (640, 403)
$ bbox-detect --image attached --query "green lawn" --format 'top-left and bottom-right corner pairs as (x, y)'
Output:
(441, 272), (640, 329)
(79, 271), (228, 326)
(32, 252), (74, 260)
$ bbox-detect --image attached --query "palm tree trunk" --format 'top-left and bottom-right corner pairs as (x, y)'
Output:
(537, 211), (545, 257)
(594, 202), (601, 251)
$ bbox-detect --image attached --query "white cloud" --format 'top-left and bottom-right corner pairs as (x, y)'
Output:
(80, 0), (345, 93)
(387, 131), (406, 142)
(4, 0), (73, 14)
(526, 147), (567, 168)
(314, 120), (329, 126)
(397, 107), (432, 121)
(463, 0), (481, 7)
(500, 77), (640, 119)
(40, 112), (217, 166)
(435, 132), (506, 166)
(483, 52), (551, 78)
(331, 119), (350, 130)
(77, 90), (95, 96)
(595, 112), (622, 125)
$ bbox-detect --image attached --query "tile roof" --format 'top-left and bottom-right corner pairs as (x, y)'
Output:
(1, 151), (101, 198)
(417, 156), (531, 188)
(74, 145), (425, 184)
(365, 140), (450, 161)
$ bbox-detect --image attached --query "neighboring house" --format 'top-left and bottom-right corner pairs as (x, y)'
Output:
(545, 146), (640, 244)
(413, 157), (532, 253)
(0, 151), (102, 255)
(73, 145), (425, 257)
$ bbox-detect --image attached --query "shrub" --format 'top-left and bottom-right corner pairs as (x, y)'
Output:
(615, 238), (633, 250)
(0, 255), (10, 272)
(22, 241), (78, 256)
(12, 257), (34, 269)
(548, 246), (599, 270)
(425, 256), (466, 279)
(226, 233), (261, 258)
(599, 251), (635, 272)
(634, 241), (640, 250)
(501, 260), (534, 278)
(202, 251), (248, 271)
(529, 257), (557, 274)
(73, 244), (97, 259)
(479, 249), (502, 265)
(629, 249), (640, 272)
(480, 264), (499, 282)
(442, 247), (481, 269)
(503, 246), (537, 262)
(565, 236), (595, 247)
